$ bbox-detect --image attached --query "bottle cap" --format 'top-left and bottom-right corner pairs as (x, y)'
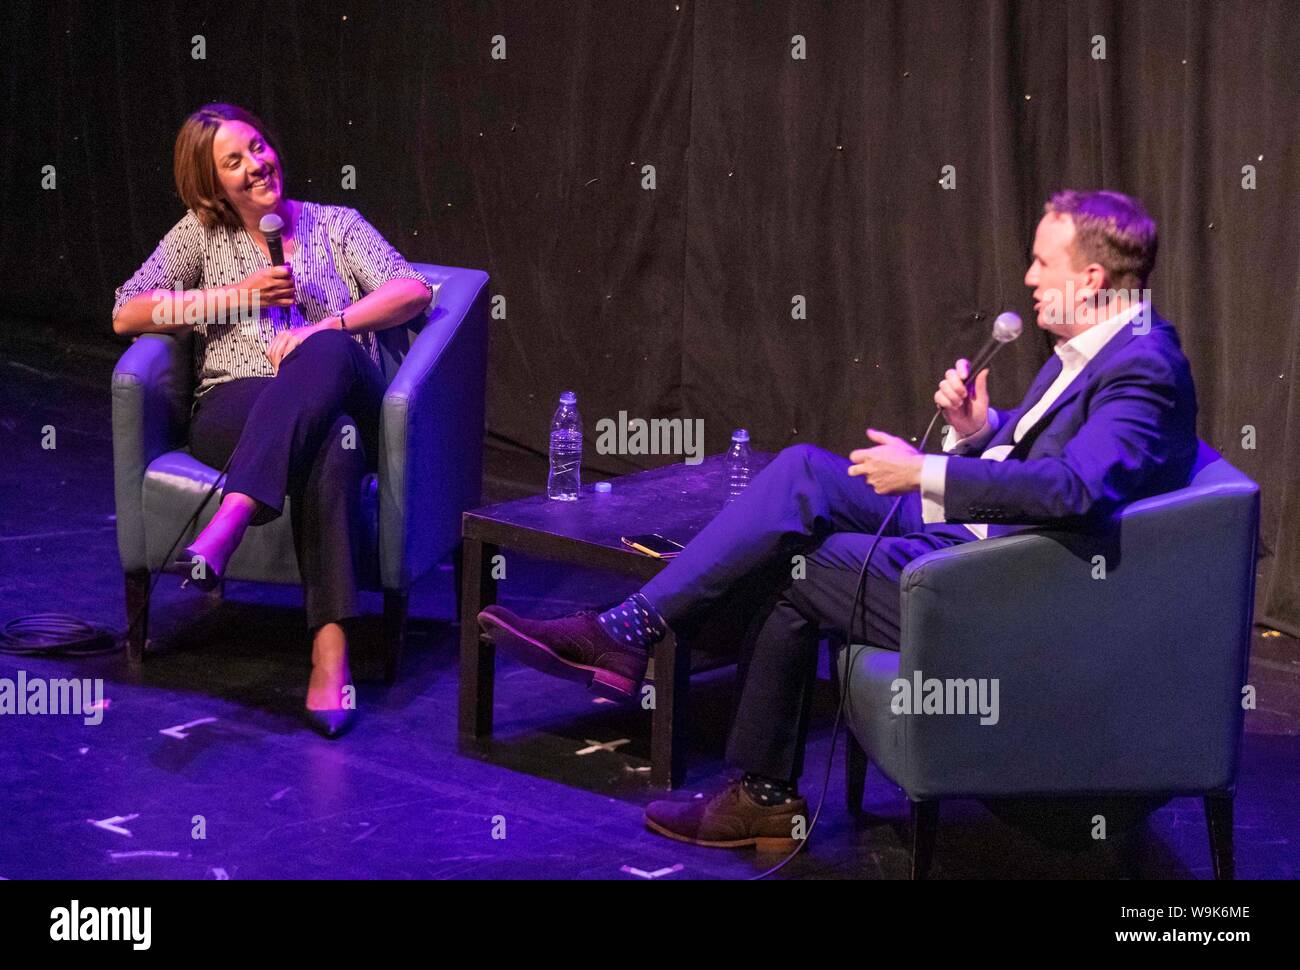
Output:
(594, 480), (612, 494)
(560, 390), (577, 404)
(731, 428), (750, 442)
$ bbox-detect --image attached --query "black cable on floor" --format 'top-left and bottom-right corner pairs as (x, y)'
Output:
(0, 613), (120, 657)
(3, 450), (234, 663)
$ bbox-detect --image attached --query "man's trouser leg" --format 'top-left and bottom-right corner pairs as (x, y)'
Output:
(642, 443), (919, 631)
(725, 519), (975, 782)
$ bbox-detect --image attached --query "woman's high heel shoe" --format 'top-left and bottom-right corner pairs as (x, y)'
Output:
(174, 546), (224, 592)
(303, 705), (357, 739)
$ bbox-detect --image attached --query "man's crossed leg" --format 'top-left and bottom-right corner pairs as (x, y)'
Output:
(478, 443), (975, 849)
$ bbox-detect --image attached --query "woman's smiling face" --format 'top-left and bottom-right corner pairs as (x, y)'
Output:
(212, 119), (282, 216)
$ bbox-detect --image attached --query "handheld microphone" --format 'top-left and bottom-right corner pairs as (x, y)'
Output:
(258, 213), (289, 329)
(964, 310), (1022, 390)
(259, 212), (285, 265)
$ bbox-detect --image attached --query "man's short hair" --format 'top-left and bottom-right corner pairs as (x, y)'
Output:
(1044, 189), (1158, 291)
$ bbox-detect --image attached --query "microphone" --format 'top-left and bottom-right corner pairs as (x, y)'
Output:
(259, 213), (285, 265)
(919, 310), (1022, 451)
(964, 310), (1022, 388)
(258, 213), (289, 328)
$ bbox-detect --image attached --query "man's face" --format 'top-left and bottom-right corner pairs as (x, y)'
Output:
(212, 120), (282, 216)
(1023, 213), (1095, 340)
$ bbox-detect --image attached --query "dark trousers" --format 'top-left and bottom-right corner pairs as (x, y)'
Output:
(641, 443), (979, 783)
(188, 329), (387, 631)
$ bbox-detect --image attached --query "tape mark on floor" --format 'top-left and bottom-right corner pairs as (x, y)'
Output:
(159, 717), (218, 739)
(576, 738), (630, 755)
(89, 814), (139, 837)
(620, 863), (683, 879)
(110, 851), (180, 860)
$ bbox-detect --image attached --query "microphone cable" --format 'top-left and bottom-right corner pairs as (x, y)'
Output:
(119, 448), (238, 655)
(755, 320), (1018, 877)
(0, 442), (235, 660)
(8, 241), (295, 661)
(85, 253), (282, 657)
(0, 614), (119, 657)
(753, 407), (944, 879)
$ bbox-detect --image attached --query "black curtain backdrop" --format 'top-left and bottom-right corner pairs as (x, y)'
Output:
(3, 0), (1298, 634)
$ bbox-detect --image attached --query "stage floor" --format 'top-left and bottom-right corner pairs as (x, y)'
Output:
(1, 324), (1296, 880)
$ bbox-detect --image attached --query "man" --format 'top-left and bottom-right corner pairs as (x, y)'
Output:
(479, 189), (1198, 850)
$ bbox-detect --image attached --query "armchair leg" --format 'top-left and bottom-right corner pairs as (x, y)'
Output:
(452, 542), (464, 628)
(910, 800), (940, 880)
(124, 568), (150, 665)
(383, 589), (408, 684)
(845, 729), (868, 817)
(1204, 793), (1235, 880)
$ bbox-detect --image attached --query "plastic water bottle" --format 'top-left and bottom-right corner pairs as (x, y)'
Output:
(547, 390), (583, 501)
(724, 429), (753, 505)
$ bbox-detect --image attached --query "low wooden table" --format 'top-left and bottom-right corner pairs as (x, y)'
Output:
(459, 452), (772, 788)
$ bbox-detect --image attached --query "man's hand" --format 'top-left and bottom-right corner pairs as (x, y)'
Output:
(935, 358), (990, 439)
(266, 319), (337, 375)
(848, 429), (924, 495)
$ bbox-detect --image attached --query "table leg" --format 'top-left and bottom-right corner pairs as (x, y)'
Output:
(651, 630), (690, 789)
(458, 539), (498, 738)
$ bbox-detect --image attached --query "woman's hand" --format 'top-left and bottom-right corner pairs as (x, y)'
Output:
(266, 319), (338, 374)
(239, 265), (296, 309)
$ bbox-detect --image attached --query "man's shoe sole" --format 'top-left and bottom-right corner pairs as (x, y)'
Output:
(643, 817), (799, 852)
(477, 611), (639, 700)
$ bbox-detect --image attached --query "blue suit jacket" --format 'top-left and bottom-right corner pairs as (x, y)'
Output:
(943, 311), (1199, 534)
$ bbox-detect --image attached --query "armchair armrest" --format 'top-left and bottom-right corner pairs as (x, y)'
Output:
(378, 265), (490, 589)
(111, 333), (192, 571)
(891, 475), (1259, 798)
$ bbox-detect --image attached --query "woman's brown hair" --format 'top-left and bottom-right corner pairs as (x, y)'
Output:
(173, 103), (286, 230)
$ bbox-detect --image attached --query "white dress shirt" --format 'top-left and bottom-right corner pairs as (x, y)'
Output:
(920, 302), (1150, 540)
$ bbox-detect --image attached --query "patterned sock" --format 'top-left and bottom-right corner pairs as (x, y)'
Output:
(742, 773), (799, 806)
(596, 592), (668, 650)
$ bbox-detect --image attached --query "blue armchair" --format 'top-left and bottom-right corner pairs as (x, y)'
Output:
(838, 442), (1259, 878)
(112, 263), (490, 681)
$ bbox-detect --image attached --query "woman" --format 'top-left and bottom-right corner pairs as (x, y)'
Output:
(112, 103), (437, 738)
